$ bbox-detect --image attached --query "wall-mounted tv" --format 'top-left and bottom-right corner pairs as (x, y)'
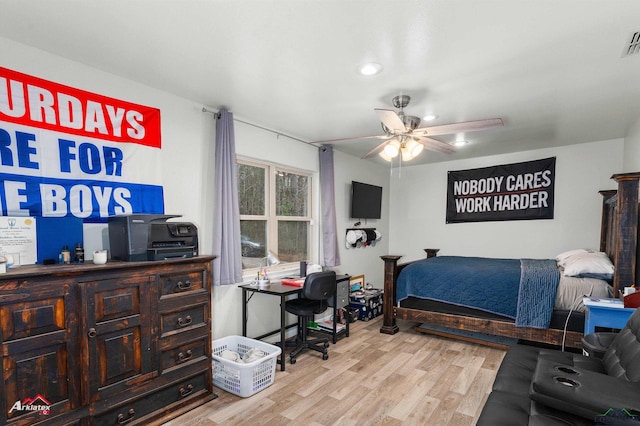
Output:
(350, 181), (383, 219)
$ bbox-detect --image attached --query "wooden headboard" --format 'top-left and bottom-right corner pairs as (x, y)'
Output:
(600, 172), (640, 296)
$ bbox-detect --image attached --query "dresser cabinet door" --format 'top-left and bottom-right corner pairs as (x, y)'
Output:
(0, 280), (79, 424)
(79, 275), (154, 403)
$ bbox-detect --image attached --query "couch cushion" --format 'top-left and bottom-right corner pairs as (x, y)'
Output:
(537, 348), (604, 373)
(477, 391), (531, 425)
(603, 308), (640, 381)
(491, 344), (604, 396)
(479, 343), (606, 426)
(530, 356), (640, 421)
(529, 399), (595, 426)
(491, 344), (541, 395)
(477, 390), (593, 425)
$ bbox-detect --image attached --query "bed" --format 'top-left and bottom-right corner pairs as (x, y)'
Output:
(380, 172), (640, 349)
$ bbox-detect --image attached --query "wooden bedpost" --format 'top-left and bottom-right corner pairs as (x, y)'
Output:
(599, 190), (617, 255)
(611, 172), (640, 295)
(424, 249), (440, 258)
(380, 255), (402, 334)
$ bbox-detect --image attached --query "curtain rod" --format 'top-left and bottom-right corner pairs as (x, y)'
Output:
(202, 106), (314, 146)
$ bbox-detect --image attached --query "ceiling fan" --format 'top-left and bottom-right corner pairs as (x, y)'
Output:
(312, 95), (503, 162)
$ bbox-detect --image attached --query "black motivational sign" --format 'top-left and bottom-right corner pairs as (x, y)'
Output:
(446, 157), (555, 223)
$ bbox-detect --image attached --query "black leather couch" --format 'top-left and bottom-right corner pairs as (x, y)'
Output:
(477, 308), (640, 425)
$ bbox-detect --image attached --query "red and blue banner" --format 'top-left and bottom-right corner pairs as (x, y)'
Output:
(0, 66), (164, 222)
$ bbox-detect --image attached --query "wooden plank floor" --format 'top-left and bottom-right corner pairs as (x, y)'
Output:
(163, 317), (506, 426)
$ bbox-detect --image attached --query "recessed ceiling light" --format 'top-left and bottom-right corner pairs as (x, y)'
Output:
(423, 113), (438, 121)
(453, 140), (469, 147)
(358, 62), (382, 76)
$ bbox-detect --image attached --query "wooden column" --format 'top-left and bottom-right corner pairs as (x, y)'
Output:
(380, 255), (402, 335)
(424, 248), (440, 258)
(599, 190), (617, 255)
(612, 172), (640, 295)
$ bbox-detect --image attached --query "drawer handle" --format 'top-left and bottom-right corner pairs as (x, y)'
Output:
(117, 408), (136, 424)
(177, 350), (193, 362)
(179, 384), (194, 398)
(88, 328), (97, 338)
(176, 280), (192, 291)
(177, 315), (192, 327)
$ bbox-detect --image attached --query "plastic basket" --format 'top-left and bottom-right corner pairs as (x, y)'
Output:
(212, 335), (281, 397)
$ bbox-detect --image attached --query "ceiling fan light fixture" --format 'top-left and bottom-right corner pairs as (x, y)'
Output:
(407, 140), (424, 157)
(401, 147), (414, 161)
(383, 139), (400, 157)
(379, 151), (393, 162)
(357, 62), (382, 76)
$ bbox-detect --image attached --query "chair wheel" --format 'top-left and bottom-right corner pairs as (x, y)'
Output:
(322, 353), (329, 360)
(290, 357), (296, 364)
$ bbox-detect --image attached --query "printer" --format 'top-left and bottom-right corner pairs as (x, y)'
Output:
(108, 214), (198, 261)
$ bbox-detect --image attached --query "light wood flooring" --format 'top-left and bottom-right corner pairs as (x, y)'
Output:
(163, 317), (506, 426)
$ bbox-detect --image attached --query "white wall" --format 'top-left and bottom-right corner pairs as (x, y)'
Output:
(332, 150), (390, 288)
(388, 139), (624, 263)
(624, 116), (640, 172)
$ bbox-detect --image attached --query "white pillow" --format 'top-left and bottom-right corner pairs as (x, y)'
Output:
(555, 248), (592, 268)
(563, 251), (614, 278)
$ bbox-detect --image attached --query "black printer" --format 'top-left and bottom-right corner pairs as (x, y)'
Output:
(108, 214), (198, 261)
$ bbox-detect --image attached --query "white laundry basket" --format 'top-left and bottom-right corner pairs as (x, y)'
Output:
(212, 335), (281, 397)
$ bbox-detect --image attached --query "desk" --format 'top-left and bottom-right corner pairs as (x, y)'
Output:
(240, 274), (349, 371)
(584, 303), (635, 334)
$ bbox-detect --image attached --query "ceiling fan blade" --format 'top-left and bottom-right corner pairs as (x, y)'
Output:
(414, 118), (503, 137)
(414, 136), (456, 154)
(374, 109), (406, 133)
(310, 134), (388, 144)
(361, 140), (391, 159)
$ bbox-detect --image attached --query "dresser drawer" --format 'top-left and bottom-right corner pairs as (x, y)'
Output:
(160, 303), (207, 337)
(92, 372), (209, 426)
(160, 336), (209, 373)
(0, 295), (66, 341)
(327, 279), (350, 309)
(159, 270), (204, 298)
(0, 278), (70, 342)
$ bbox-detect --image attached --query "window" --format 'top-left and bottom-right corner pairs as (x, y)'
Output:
(238, 159), (312, 271)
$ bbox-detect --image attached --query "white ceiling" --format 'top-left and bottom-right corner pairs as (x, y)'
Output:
(2, 0), (640, 166)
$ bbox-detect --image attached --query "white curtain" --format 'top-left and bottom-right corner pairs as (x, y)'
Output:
(319, 145), (341, 267)
(212, 108), (243, 285)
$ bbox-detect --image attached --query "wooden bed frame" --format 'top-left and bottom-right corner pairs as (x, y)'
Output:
(380, 171), (640, 349)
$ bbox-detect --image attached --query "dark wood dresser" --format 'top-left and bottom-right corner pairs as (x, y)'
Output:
(0, 255), (216, 425)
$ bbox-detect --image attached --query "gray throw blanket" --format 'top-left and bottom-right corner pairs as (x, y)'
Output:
(516, 259), (560, 328)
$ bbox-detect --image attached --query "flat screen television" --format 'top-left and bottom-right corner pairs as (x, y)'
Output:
(350, 181), (383, 219)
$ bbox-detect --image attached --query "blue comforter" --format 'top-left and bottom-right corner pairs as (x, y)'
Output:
(396, 256), (560, 328)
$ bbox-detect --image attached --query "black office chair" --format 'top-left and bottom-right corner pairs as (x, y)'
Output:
(285, 271), (336, 364)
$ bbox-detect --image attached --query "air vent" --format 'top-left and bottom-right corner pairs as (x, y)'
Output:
(622, 31), (640, 57)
